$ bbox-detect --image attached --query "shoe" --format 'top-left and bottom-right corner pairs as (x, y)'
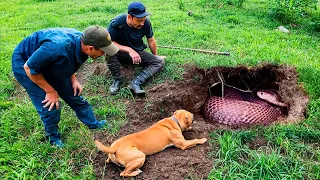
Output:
(51, 139), (64, 148)
(109, 79), (122, 95)
(96, 120), (112, 130)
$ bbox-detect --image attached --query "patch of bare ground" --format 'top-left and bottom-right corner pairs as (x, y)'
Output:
(79, 62), (309, 179)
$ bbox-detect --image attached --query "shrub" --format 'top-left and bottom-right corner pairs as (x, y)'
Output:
(269, 0), (318, 24)
(309, 13), (320, 32)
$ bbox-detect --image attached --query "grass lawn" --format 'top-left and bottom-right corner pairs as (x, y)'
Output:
(1, 0), (320, 179)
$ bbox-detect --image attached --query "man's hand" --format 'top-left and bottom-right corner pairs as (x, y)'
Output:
(42, 90), (60, 111)
(129, 50), (141, 64)
(158, 55), (166, 60)
(71, 76), (83, 96)
(111, 41), (141, 64)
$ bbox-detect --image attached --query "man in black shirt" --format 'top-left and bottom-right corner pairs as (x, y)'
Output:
(106, 1), (165, 95)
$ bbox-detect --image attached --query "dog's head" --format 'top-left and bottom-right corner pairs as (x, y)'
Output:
(173, 109), (194, 131)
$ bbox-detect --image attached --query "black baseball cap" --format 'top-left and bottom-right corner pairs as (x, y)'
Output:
(81, 25), (119, 56)
(128, 1), (150, 18)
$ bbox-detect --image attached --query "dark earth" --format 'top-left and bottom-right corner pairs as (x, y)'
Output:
(77, 61), (309, 180)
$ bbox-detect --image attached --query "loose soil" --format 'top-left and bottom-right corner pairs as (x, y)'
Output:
(78, 61), (309, 180)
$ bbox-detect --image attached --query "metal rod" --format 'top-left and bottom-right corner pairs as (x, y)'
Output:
(158, 45), (230, 56)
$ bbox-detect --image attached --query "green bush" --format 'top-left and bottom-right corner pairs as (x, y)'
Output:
(269, 0), (318, 24)
(310, 14), (320, 32)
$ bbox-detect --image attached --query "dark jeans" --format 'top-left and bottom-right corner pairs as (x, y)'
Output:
(12, 52), (100, 143)
(106, 50), (165, 80)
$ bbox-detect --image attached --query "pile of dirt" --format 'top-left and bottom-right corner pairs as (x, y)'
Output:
(83, 62), (308, 179)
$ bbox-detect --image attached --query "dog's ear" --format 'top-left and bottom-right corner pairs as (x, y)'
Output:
(184, 116), (190, 125)
(184, 112), (194, 126)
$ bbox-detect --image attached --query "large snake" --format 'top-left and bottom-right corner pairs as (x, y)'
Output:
(203, 86), (288, 126)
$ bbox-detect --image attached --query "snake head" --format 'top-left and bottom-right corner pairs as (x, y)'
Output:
(257, 90), (288, 107)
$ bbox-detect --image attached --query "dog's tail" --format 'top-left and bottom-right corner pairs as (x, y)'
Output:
(94, 140), (117, 154)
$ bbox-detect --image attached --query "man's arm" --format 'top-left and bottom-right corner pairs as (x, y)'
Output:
(24, 62), (60, 111)
(113, 41), (135, 53)
(112, 41), (141, 64)
(147, 37), (158, 55)
(147, 37), (166, 60)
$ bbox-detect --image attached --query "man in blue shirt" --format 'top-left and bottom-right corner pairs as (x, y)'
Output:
(106, 1), (165, 95)
(12, 26), (119, 147)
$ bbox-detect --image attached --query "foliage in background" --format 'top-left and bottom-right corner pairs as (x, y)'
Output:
(269, 0), (319, 25)
(309, 11), (320, 32)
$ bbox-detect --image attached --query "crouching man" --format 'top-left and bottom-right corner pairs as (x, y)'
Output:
(106, 1), (165, 95)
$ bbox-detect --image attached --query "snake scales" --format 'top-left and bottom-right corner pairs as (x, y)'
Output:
(203, 86), (287, 126)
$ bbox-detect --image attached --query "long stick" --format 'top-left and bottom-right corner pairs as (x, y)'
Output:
(158, 45), (230, 56)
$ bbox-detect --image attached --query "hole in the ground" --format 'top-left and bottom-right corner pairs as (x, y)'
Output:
(203, 71), (289, 126)
(201, 63), (308, 126)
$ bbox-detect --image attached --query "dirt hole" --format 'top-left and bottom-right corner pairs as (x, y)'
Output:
(88, 62), (308, 180)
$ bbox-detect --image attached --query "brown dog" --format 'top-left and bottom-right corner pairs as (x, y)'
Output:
(94, 109), (207, 177)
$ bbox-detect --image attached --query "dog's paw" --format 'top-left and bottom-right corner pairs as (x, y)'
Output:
(198, 138), (207, 144)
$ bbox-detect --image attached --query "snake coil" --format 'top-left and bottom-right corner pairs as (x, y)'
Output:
(203, 86), (287, 126)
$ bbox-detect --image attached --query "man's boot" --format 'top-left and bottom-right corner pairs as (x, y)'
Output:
(109, 79), (122, 95)
(128, 69), (153, 95)
(106, 55), (122, 95)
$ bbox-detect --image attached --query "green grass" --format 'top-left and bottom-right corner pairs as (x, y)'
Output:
(1, 0), (320, 179)
(208, 128), (320, 179)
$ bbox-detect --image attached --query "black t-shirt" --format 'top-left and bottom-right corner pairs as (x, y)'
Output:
(107, 14), (154, 51)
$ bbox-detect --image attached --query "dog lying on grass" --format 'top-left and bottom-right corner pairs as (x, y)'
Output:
(94, 109), (207, 177)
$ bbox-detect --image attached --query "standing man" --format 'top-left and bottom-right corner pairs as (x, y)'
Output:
(12, 26), (119, 147)
(107, 1), (165, 95)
